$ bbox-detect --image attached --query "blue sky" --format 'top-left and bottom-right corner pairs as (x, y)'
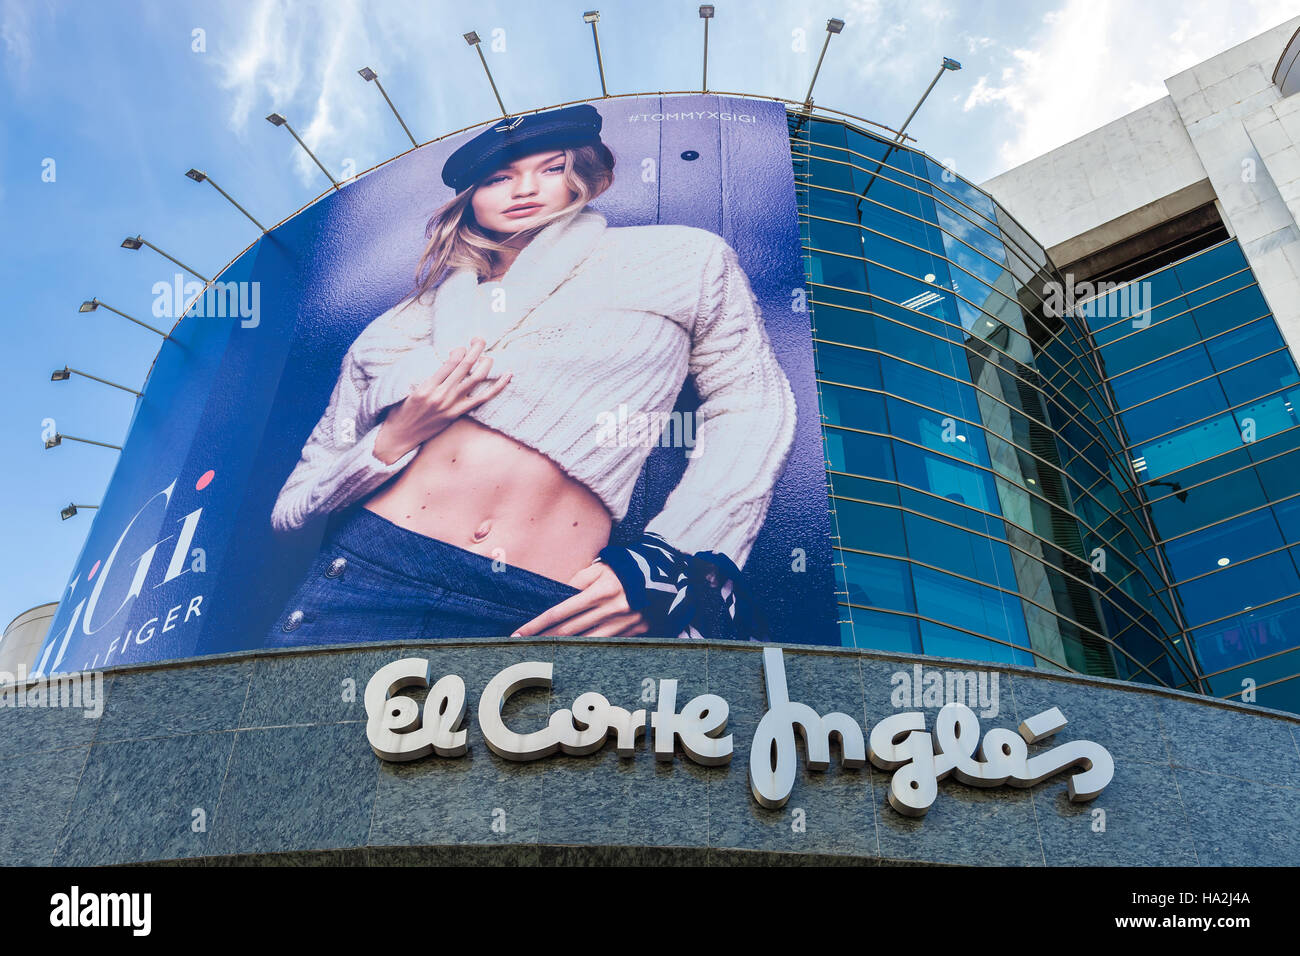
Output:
(0, 0), (1295, 631)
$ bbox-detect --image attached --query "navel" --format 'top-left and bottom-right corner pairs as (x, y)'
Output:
(471, 519), (493, 543)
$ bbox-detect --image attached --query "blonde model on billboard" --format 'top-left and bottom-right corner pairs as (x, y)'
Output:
(268, 105), (795, 645)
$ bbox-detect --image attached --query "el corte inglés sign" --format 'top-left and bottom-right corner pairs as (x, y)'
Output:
(364, 648), (1114, 816)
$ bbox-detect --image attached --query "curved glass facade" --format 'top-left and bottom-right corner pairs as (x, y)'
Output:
(1083, 239), (1300, 713)
(790, 111), (1204, 694)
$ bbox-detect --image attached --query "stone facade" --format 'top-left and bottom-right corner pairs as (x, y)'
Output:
(2, 638), (1297, 866)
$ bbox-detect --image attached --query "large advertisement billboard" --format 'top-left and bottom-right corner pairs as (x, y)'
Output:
(35, 95), (837, 674)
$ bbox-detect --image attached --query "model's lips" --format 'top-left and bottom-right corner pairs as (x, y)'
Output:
(503, 203), (543, 217)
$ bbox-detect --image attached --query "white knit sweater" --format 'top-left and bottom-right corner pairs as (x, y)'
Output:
(270, 208), (797, 568)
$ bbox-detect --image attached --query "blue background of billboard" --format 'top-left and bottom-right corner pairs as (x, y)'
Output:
(36, 95), (838, 673)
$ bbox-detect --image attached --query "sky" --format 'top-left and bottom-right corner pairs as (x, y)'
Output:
(0, 0), (1296, 633)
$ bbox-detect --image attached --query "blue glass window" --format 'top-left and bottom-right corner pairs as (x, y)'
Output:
(835, 498), (907, 557)
(1174, 241), (1246, 290)
(1164, 508), (1285, 582)
(1204, 317), (1283, 372)
(911, 564), (1030, 647)
(1218, 351), (1300, 406)
(817, 341), (883, 390)
(847, 606), (923, 654)
(841, 551), (914, 613)
(1109, 344), (1214, 411)
(1176, 550), (1300, 628)
(1121, 378), (1229, 446)
(1191, 594), (1300, 676)
(1190, 284), (1270, 338)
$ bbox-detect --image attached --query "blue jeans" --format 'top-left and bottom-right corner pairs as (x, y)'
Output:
(267, 508), (582, 647)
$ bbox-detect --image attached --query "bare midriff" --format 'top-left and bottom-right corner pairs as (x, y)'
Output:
(364, 417), (611, 584)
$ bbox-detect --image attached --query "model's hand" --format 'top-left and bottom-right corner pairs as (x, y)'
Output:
(511, 563), (650, 638)
(373, 337), (511, 464)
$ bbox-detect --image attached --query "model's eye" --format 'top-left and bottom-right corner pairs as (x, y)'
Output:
(484, 174), (509, 185)
(545, 164), (565, 174)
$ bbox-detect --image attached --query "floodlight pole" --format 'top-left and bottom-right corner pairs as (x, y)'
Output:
(464, 32), (508, 117)
(52, 366), (142, 397)
(359, 68), (418, 148)
(857, 57), (963, 208)
(121, 236), (210, 283)
(803, 19), (844, 108)
(584, 12), (609, 97)
(701, 5), (714, 92)
(266, 113), (341, 190)
(79, 299), (175, 341)
(185, 170), (267, 232)
(50, 434), (123, 451)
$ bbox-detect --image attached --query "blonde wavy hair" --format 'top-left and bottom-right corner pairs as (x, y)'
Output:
(412, 144), (615, 301)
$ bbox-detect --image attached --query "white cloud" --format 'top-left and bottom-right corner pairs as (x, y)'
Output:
(1, 0), (34, 79)
(210, 0), (441, 187)
(962, 0), (1300, 173)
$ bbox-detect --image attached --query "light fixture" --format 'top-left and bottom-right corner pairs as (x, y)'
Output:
(43, 433), (122, 452)
(856, 55), (964, 208)
(1217, 557), (1231, 567)
(265, 112), (340, 190)
(803, 17), (846, 108)
(78, 298), (174, 340)
(185, 168), (267, 232)
(60, 503), (98, 520)
(700, 5), (714, 92)
(49, 366), (142, 397)
(119, 235), (210, 283)
(358, 66), (418, 148)
(463, 29), (507, 116)
(583, 11), (608, 97)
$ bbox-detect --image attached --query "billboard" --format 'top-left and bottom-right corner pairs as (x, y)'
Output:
(35, 95), (837, 674)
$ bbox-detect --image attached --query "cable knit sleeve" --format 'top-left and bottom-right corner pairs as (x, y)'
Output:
(270, 305), (433, 532)
(643, 237), (797, 568)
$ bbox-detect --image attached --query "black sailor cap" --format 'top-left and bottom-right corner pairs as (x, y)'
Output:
(441, 104), (605, 192)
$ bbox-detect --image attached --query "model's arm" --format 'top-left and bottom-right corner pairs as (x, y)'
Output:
(642, 237), (798, 568)
(271, 335), (511, 532)
(269, 347), (419, 532)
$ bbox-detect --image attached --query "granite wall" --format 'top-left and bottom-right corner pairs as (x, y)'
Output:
(2, 638), (1298, 866)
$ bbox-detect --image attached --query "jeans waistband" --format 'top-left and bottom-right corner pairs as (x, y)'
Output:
(326, 507), (579, 606)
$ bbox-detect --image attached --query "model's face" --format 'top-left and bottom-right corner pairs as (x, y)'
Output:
(470, 150), (575, 236)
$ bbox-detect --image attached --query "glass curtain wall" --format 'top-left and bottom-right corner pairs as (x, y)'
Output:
(1083, 239), (1300, 712)
(790, 111), (1201, 695)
